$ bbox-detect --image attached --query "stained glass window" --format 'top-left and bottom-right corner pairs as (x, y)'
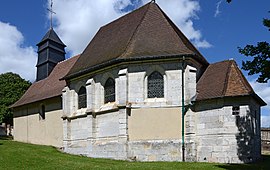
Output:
(148, 71), (164, 98)
(78, 86), (87, 109)
(104, 78), (115, 103)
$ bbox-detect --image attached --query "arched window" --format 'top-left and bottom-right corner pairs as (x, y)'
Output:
(104, 78), (115, 103)
(148, 71), (164, 98)
(78, 86), (87, 109)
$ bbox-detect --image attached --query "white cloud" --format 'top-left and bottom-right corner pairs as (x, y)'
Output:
(249, 80), (270, 127)
(194, 39), (212, 48)
(0, 22), (37, 82)
(51, 0), (129, 56)
(51, 0), (211, 56)
(214, 0), (223, 17)
(114, 0), (133, 12)
(262, 115), (270, 128)
(250, 80), (270, 111)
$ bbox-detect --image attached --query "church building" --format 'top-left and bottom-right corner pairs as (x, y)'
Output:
(11, 2), (266, 163)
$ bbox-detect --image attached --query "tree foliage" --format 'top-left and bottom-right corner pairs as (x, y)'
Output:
(0, 72), (31, 124)
(240, 17), (270, 83)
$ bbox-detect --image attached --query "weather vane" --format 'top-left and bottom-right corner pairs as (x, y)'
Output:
(47, 0), (56, 29)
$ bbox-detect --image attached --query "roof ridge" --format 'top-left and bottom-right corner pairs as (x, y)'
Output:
(211, 60), (231, 65)
(223, 60), (254, 97)
(58, 54), (81, 64)
(101, 2), (151, 29)
(222, 60), (233, 96)
(231, 61), (254, 94)
(118, 3), (151, 58)
(155, 5), (208, 65)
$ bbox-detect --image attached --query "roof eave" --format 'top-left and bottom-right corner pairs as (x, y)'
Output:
(196, 93), (267, 106)
(251, 93), (267, 106)
(10, 94), (62, 109)
(36, 38), (67, 47)
(62, 54), (197, 80)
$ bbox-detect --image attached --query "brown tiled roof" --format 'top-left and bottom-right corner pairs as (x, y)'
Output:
(11, 55), (80, 108)
(64, 2), (208, 79)
(196, 60), (266, 106)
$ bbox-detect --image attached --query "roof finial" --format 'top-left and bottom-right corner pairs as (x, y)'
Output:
(47, 0), (56, 29)
(151, 0), (156, 3)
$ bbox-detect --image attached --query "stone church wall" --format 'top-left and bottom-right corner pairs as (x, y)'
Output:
(63, 107), (184, 161)
(13, 97), (63, 147)
(96, 111), (119, 138)
(63, 116), (92, 156)
(63, 60), (263, 162)
(63, 110), (128, 159)
(194, 97), (261, 163)
(62, 61), (196, 160)
(128, 140), (182, 161)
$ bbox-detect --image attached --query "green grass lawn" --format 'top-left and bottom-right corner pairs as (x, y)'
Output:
(0, 137), (270, 170)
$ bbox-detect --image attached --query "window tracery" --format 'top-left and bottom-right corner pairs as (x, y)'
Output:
(104, 78), (115, 103)
(148, 71), (164, 98)
(78, 86), (87, 109)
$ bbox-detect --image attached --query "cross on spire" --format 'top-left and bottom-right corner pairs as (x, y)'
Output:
(47, 0), (56, 29)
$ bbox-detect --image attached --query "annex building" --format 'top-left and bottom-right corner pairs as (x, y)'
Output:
(11, 2), (266, 163)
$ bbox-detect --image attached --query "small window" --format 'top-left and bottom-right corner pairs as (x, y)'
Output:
(255, 110), (257, 119)
(232, 106), (240, 115)
(40, 105), (45, 120)
(78, 86), (87, 109)
(147, 71), (164, 98)
(104, 78), (115, 103)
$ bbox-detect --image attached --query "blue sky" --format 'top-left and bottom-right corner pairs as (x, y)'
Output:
(0, 0), (270, 126)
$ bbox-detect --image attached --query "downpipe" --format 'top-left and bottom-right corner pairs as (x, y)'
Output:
(181, 56), (185, 162)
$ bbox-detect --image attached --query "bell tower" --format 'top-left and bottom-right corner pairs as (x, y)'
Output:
(36, 28), (66, 81)
(36, 0), (66, 81)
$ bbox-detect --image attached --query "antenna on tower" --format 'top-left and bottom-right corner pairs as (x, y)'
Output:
(47, 0), (56, 29)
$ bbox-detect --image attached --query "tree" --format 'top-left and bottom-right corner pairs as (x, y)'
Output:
(240, 17), (270, 83)
(0, 72), (31, 125)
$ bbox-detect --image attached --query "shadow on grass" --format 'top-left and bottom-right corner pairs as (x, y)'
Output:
(215, 155), (270, 170)
(0, 136), (13, 140)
